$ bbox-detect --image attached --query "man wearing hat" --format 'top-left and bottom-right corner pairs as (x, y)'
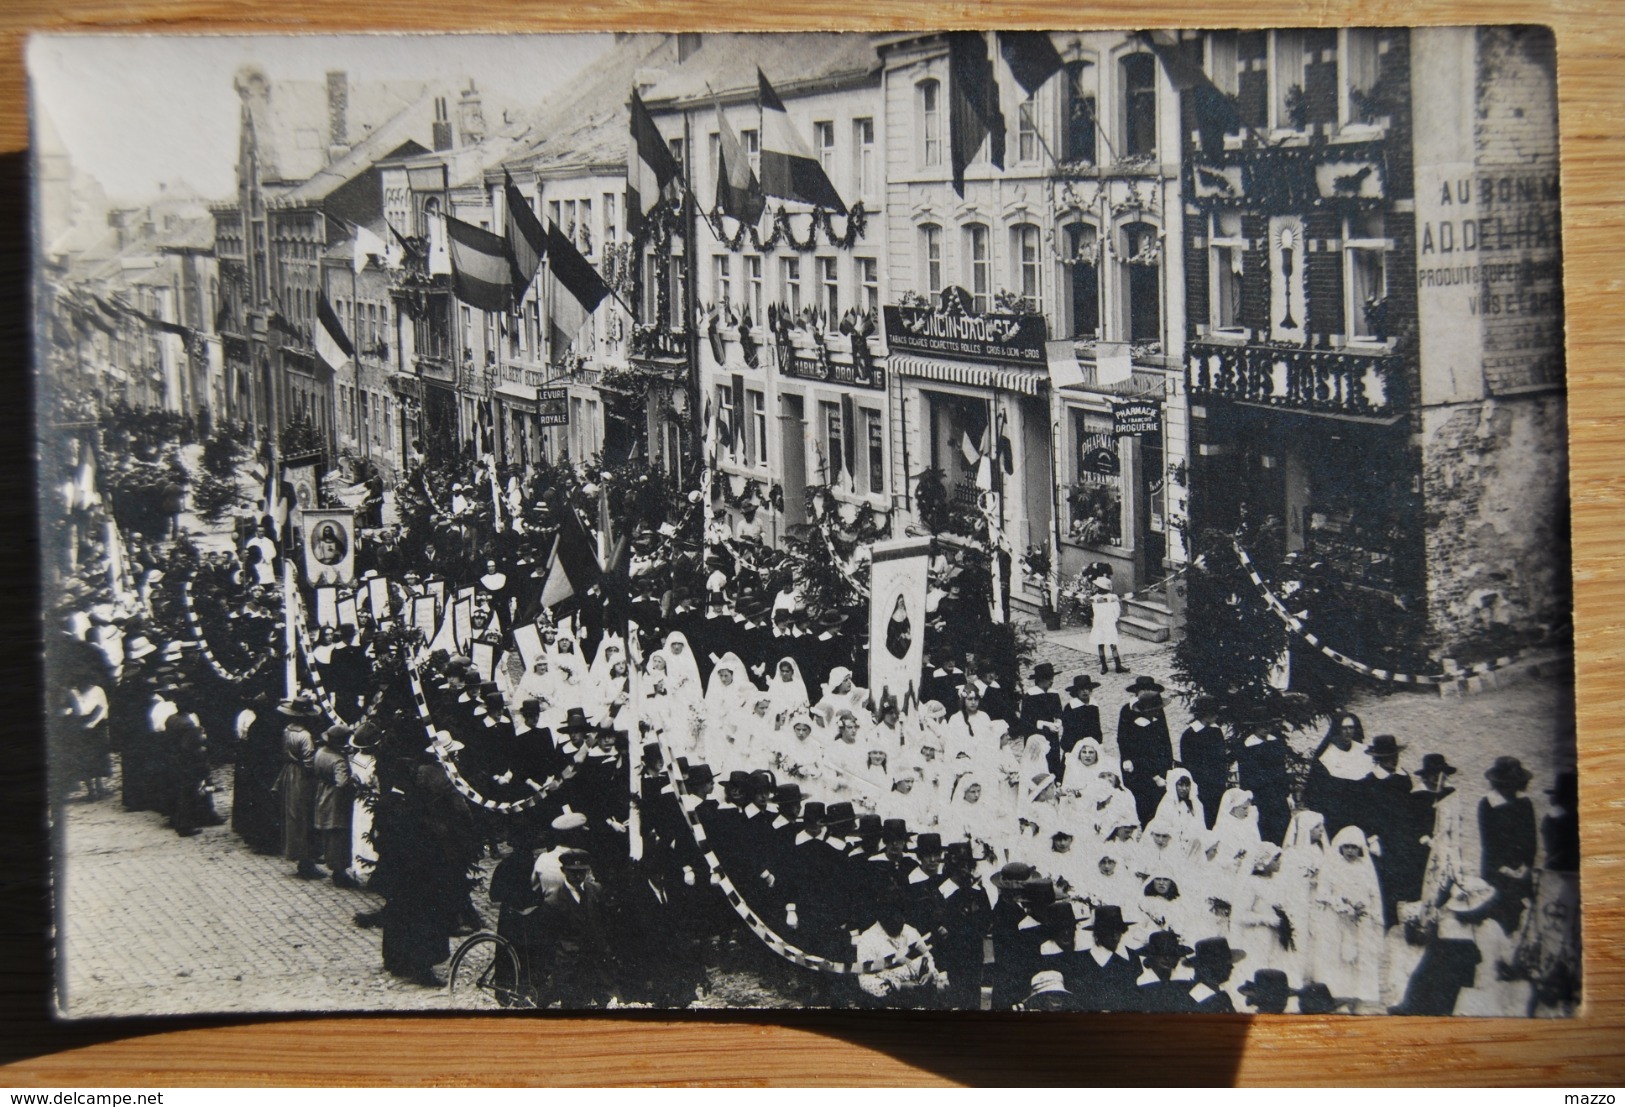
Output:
(1238, 967), (1295, 1014)
(1018, 969), (1075, 1012)
(986, 861), (1050, 1009)
(1178, 697), (1228, 829)
(534, 850), (612, 1007)
(918, 645), (966, 714)
(314, 724), (357, 887)
(1185, 936), (1247, 1013)
(1018, 662), (1062, 747)
(1055, 674), (1103, 783)
(1130, 929), (1198, 1013)
(1071, 905), (1140, 1012)
(1479, 755), (1537, 938)
(1235, 713), (1292, 846)
(1118, 676), (1173, 827)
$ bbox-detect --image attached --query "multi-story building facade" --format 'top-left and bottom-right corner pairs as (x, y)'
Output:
(1180, 26), (1566, 659)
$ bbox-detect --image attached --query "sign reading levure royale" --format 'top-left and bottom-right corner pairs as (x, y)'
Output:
(884, 288), (1047, 367)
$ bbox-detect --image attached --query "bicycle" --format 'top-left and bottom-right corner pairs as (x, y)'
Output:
(446, 930), (537, 1009)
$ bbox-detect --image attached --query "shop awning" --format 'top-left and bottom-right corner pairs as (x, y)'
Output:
(494, 381), (538, 407)
(891, 355), (1048, 397)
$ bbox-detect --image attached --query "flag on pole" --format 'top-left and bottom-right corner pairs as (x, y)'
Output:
(948, 31), (1004, 197)
(714, 95), (766, 224)
(544, 219), (612, 354)
(1045, 338), (1087, 390)
(539, 506), (603, 609)
(503, 171), (548, 299)
(757, 69), (847, 213)
(315, 294), (356, 372)
(385, 221), (420, 268)
(1135, 30), (1241, 147)
(1095, 339), (1134, 385)
(445, 214), (512, 312)
(999, 31), (1065, 98)
(628, 89), (680, 235)
(427, 211), (452, 277)
(352, 222), (387, 274)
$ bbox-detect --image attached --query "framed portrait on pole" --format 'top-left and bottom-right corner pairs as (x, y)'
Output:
(301, 509), (355, 585)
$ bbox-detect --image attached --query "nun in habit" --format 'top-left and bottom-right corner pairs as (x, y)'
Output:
(1317, 825), (1387, 1004)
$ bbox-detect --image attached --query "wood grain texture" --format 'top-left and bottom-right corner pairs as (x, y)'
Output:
(1, 0), (1621, 1087)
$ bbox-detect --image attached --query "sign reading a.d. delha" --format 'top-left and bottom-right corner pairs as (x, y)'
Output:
(1112, 398), (1161, 436)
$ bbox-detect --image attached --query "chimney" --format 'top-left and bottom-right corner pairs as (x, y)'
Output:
(457, 81), (486, 147)
(326, 70), (350, 164)
(432, 95), (453, 152)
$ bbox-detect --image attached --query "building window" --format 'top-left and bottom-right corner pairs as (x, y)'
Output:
(781, 256), (802, 313)
(714, 254), (733, 306)
(668, 137), (684, 178)
(1121, 53), (1158, 159)
(818, 256), (839, 316)
(1063, 61), (1097, 164)
(1344, 212), (1389, 342)
(814, 121), (836, 175)
(865, 408), (885, 494)
(1011, 224), (1042, 304)
(748, 388), (767, 468)
(858, 257), (880, 313)
(919, 79), (943, 167)
(822, 401), (844, 482)
(1341, 29), (1382, 124)
(1271, 30), (1309, 131)
(1063, 223), (1100, 339)
(578, 198), (593, 254)
(1210, 212), (1246, 332)
(1120, 221), (1161, 344)
(740, 129), (760, 174)
(964, 223), (991, 312)
(1207, 31), (1239, 97)
(1017, 96), (1041, 163)
(603, 191), (618, 244)
(920, 224), (943, 295)
(747, 255), (764, 323)
(853, 118), (876, 196)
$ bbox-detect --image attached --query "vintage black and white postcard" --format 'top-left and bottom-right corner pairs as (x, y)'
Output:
(31, 28), (1578, 1018)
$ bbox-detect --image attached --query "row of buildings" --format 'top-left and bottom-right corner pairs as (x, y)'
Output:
(38, 28), (1567, 659)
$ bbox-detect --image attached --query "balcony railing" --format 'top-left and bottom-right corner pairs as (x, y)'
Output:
(775, 337), (886, 390)
(630, 325), (689, 362)
(1186, 340), (1404, 418)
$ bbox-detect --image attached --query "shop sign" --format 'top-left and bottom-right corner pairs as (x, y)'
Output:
(884, 288), (1046, 366)
(1112, 398), (1161, 436)
(536, 386), (569, 426)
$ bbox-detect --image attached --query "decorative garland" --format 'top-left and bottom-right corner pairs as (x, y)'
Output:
(704, 202), (869, 255)
(650, 728), (934, 977)
(179, 578), (276, 685)
(1234, 540), (1528, 686)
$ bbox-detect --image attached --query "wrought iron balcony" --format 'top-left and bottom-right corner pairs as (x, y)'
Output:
(1186, 340), (1405, 418)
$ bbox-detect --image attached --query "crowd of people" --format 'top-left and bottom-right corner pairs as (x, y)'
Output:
(44, 419), (1582, 1016)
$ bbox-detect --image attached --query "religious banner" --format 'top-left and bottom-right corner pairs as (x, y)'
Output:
(411, 595), (438, 643)
(336, 594), (358, 631)
(314, 586), (339, 628)
(301, 509), (355, 586)
(284, 460), (320, 519)
(866, 536), (932, 713)
(367, 576), (390, 619)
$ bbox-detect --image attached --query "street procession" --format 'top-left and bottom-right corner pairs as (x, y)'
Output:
(34, 29), (1579, 1017)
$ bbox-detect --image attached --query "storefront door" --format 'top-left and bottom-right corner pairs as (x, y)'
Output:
(779, 394), (807, 528)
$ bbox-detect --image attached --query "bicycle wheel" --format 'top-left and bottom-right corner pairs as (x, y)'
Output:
(447, 932), (531, 1008)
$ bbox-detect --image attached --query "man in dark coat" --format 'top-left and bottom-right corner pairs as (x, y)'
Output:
(534, 851), (613, 1007)
(1355, 734), (1426, 927)
(1130, 929), (1198, 1013)
(1184, 936), (1246, 1013)
(275, 715), (322, 879)
(1234, 715), (1292, 846)
(1117, 676), (1173, 827)
(1177, 697), (1229, 829)
(1018, 662), (1062, 747)
(1479, 755), (1537, 937)
(1069, 905), (1141, 1012)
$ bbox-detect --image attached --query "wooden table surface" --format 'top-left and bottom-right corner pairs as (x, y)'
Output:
(1, 0), (1622, 1087)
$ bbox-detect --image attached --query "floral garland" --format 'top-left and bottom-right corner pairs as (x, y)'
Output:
(704, 202), (869, 255)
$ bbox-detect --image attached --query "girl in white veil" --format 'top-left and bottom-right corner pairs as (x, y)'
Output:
(1317, 825), (1386, 1004)
(945, 770), (997, 853)
(653, 631), (703, 748)
(1152, 767), (1207, 848)
(767, 656), (810, 729)
(1281, 808), (1332, 982)
(1207, 787), (1263, 876)
(702, 652), (753, 770)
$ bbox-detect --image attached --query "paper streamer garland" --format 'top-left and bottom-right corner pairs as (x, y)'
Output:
(1233, 540), (1526, 686)
(179, 578), (276, 685)
(649, 730), (934, 978)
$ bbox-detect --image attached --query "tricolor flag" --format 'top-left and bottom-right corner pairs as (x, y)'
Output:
(445, 213), (512, 313)
(999, 31), (1065, 99)
(948, 31), (1004, 197)
(1045, 338), (1086, 390)
(385, 221), (420, 269)
(544, 219), (612, 354)
(714, 96), (765, 224)
(628, 90), (680, 235)
(539, 506), (603, 610)
(315, 294), (355, 372)
(353, 222), (387, 274)
(757, 69), (847, 214)
(1135, 30), (1240, 148)
(1095, 339), (1133, 386)
(503, 172), (548, 300)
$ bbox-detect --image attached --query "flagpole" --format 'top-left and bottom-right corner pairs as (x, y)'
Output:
(682, 106), (703, 475)
(283, 558), (298, 698)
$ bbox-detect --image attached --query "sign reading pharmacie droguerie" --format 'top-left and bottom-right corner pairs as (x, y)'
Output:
(883, 290), (1047, 367)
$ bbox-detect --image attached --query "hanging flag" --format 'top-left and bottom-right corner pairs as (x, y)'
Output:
(948, 31), (1004, 197)
(539, 506), (603, 609)
(445, 214), (512, 313)
(1095, 339), (1133, 385)
(315, 295), (356, 372)
(427, 211), (453, 277)
(504, 171), (548, 299)
(714, 95), (766, 224)
(385, 222), (420, 268)
(629, 89), (681, 235)
(1135, 30), (1241, 147)
(999, 31), (1065, 98)
(544, 219), (612, 353)
(353, 223), (387, 274)
(757, 69), (847, 213)
(1045, 338), (1086, 390)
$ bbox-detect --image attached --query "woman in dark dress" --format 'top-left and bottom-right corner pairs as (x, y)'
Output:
(1234, 716), (1292, 846)
(1478, 755), (1537, 938)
